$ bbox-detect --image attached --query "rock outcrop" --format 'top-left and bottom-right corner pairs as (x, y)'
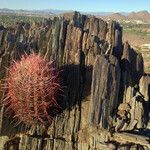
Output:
(0, 12), (149, 150)
(89, 55), (121, 129)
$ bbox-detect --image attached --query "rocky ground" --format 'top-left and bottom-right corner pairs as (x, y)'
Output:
(0, 12), (149, 150)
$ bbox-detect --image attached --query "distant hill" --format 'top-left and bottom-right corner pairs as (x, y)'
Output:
(101, 13), (127, 20)
(0, 9), (149, 21)
(128, 10), (150, 21)
(100, 10), (150, 21)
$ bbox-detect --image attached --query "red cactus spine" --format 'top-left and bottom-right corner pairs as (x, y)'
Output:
(2, 53), (62, 126)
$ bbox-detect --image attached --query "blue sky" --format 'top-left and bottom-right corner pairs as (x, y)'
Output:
(0, 0), (150, 12)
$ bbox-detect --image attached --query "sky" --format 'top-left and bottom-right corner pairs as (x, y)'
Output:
(0, 0), (150, 12)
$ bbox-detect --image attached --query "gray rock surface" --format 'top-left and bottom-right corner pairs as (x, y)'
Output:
(89, 55), (121, 129)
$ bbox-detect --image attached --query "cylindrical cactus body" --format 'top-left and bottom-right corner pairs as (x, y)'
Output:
(3, 53), (62, 126)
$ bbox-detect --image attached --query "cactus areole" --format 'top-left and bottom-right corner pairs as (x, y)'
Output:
(3, 53), (62, 126)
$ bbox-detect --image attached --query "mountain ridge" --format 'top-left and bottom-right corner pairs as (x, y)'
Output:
(0, 8), (150, 21)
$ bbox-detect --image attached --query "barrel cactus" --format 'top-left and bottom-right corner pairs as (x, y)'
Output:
(2, 53), (62, 126)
